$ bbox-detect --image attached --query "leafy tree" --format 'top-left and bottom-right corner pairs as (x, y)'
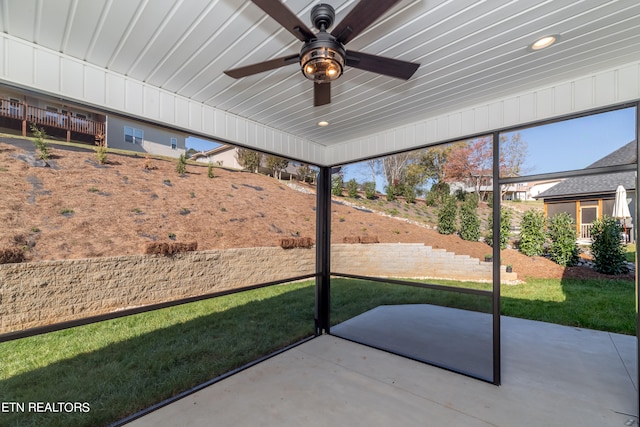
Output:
(175, 153), (187, 175)
(297, 163), (312, 183)
(425, 182), (450, 206)
(420, 144), (459, 185)
(546, 213), (578, 266)
(265, 155), (289, 180)
(437, 196), (457, 235)
(519, 209), (546, 256)
(331, 174), (343, 196)
(345, 179), (359, 198)
(459, 198), (480, 241)
(236, 148), (262, 173)
(590, 216), (627, 274)
(186, 148), (198, 158)
(443, 137), (493, 200)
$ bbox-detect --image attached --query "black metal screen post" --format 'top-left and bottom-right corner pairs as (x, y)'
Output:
(633, 102), (640, 416)
(492, 131), (502, 386)
(315, 166), (331, 335)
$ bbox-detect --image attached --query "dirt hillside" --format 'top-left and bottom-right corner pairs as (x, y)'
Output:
(0, 137), (629, 281)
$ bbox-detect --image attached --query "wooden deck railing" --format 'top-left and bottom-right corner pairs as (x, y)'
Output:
(0, 99), (104, 139)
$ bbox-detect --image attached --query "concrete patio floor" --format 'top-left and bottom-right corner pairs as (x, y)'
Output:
(127, 307), (638, 427)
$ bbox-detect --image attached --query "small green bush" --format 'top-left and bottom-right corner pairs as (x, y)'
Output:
(486, 207), (512, 249)
(363, 182), (376, 199)
(346, 179), (359, 198)
(590, 216), (627, 274)
(402, 184), (416, 204)
(207, 162), (215, 178)
(176, 154), (187, 175)
(331, 175), (343, 196)
(425, 182), (450, 206)
(95, 145), (108, 165)
(519, 209), (546, 256)
(459, 198), (480, 241)
(385, 182), (400, 201)
(30, 123), (50, 161)
(437, 196), (457, 235)
(546, 213), (578, 266)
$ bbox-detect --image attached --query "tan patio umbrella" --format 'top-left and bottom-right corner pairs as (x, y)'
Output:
(612, 185), (631, 240)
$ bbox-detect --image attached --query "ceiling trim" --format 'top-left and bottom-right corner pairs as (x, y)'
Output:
(0, 33), (326, 165)
(325, 60), (640, 165)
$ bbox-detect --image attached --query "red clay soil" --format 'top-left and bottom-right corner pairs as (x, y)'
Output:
(0, 138), (631, 281)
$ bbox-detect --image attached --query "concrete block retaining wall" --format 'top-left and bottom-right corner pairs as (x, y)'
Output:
(0, 244), (515, 333)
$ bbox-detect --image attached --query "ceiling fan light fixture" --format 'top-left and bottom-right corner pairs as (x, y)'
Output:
(300, 46), (345, 82)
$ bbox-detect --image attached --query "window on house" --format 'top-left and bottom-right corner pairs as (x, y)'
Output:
(125, 126), (143, 144)
(171, 138), (177, 150)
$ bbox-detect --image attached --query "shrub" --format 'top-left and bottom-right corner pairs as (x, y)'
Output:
(486, 207), (512, 249)
(402, 184), (416, 204)
(346, 179), (359, 198)
(331, 175), (343, 196)
(546, 213), (578, 266)
(30, 123), (50, 161)
(425, 182), (450, 206)
(207, 162), (215, 178)
(437, 196), (457, 235)
(590, 216), (627, 274)
(363, 182), (376, 199)
(176, 153), (187, 175)
(519, 209), (546, 256)
(459, 198), (480, 241)
(95, 145), (108, 165)
(385, 183), (399, 201)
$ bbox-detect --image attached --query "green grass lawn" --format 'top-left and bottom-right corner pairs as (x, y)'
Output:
(0, 276), (635, 426)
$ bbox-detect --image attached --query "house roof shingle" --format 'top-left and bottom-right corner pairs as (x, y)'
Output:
(535, 140), (637, 199)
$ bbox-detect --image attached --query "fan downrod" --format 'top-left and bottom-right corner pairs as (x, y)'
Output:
(311, 3), (335, 31)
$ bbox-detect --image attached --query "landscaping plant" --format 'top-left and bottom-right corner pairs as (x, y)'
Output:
(346, 178), (359, 198)
(176, 153), (187, 175)
(331, 174), (343, 196)
(459, 197), (480, 241)
(486, 206), (512, 249)
(546, 212), (578, 266)
(519, 209), (546, 256)
(437, 195), (457, 235)
(363, 181), (376, 199)
(590, 216), (628, 275)
(30, 123), (50, 161)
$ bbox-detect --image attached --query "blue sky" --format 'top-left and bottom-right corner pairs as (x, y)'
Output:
(186, 106), (637, 187)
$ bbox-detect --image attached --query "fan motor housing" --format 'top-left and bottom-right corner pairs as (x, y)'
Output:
(311, 3), (335, 30)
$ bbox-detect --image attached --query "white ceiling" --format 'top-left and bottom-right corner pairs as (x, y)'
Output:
(1, 0), (640, 149)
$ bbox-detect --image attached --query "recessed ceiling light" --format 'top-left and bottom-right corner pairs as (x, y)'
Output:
(317, 120), (329, 127)
(528, 34), (560, 51)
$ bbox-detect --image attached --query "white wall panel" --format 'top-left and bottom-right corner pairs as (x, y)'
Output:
(61, 58), (84, 99)
(0, 34), (322, 164)
(143, 86), (160, 119)
(326, 62), (640, 165)
(84, 67), (105, 105)
(35, 49), (60, 93)
(124, 80), (144, 115)
(7, 39), (33, 84)
(106, 74), (126, 110)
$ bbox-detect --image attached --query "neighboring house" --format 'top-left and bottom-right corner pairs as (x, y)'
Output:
(0, 86), (186, 158)
(0, 87), (105, 144)
(534, 140), (637, 242)
(191, 144), (303, 179)
(106, 115), (187, 158)
(449, 176), (561, 201)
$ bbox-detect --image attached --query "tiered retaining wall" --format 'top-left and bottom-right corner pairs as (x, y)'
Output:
(0, 244), (515, 333)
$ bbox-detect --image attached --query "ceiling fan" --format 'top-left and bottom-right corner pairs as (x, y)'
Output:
(224, 0), (420, 107)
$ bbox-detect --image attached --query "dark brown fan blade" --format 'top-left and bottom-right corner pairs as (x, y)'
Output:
(252, 0), (315, 42)
(346, 51), (419, 80)
(331, 0), (402, 45)
(224, 54), (299, 78)
(314, 82), (331, 106)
